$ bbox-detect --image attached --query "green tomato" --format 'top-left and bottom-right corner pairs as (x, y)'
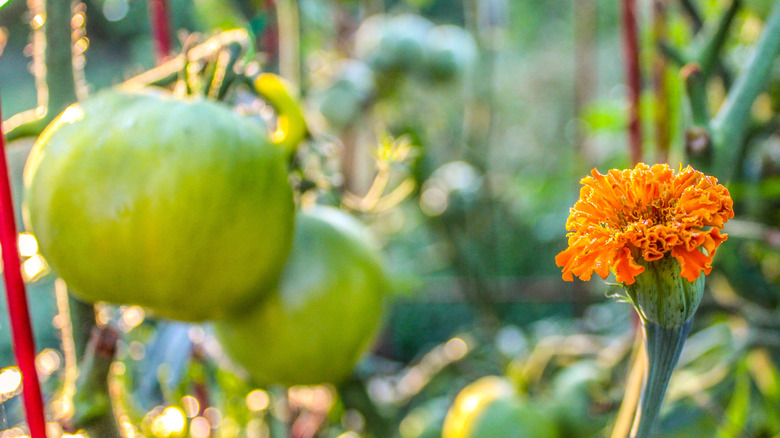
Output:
(319, 60), (376, 128)
(214, 206), (386, 386)
(442, 376), (559, 438)
(23, 88), (294, 322)
(356, 13), (433, 75)
(423, 25), (477, 83)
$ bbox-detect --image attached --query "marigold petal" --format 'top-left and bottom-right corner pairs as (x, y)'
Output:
(672, 247), (712, 282)
(613, 248), (644, 285)
(557, 163), (732, 285)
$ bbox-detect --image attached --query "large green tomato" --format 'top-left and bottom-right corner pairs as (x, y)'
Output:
(214, 206), (386, 386)
(23, 88), (295, 322)
(442, 376), (559, 438)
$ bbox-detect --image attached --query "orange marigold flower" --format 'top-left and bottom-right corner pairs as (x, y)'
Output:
(555, 163), (734, 285)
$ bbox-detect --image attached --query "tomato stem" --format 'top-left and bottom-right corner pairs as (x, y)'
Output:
(0, 93), (48, 437)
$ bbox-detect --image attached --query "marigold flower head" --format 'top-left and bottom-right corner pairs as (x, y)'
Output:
(556, 163), (734, 285)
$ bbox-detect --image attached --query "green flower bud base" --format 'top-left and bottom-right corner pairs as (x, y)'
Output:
(625, 255), (705, 329)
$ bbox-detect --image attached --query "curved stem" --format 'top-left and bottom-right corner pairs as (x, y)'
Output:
(630, 320), (692, 438)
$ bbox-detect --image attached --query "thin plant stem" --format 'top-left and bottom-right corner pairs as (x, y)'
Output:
(622, 0), (643, 164)
(42, 0), (79, 116)
(148, 0), (173, 63)
(652, 0), (671, 163)
(69, 326), (121, 438)
(679, 0), (703, 32)
(276, 0), (301, 90)
(0, 94), (47, 438)
(630, 321), (692, 438)
(692, 0), (740, 78)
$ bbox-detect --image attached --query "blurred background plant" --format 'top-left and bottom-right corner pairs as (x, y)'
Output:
(0, 0), (778, 437)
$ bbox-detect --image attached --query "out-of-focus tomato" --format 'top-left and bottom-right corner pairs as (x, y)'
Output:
(214, 206), (386, 386)
(442, 376), (559, 438)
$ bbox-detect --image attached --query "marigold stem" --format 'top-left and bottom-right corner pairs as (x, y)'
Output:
(630, 320), (692, 438)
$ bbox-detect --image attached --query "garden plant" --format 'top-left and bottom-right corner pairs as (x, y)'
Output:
(0, 0), (778, 437)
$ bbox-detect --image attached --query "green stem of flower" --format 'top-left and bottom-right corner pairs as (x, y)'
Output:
(630, 320), (692, 438)
(712, 0), (780, 180)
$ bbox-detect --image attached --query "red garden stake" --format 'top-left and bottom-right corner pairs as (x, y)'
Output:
(148, 0), (172, 63)
(0, 94), (47, 436)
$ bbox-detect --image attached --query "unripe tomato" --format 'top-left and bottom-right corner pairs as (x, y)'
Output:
(423, 25), (477, 83)
(214, 206), (386, 386)
(23, 88), (295, 322)
(442, 376), (558, 438)
(355, 13), (433, 75)
(318, 60), (376, 128)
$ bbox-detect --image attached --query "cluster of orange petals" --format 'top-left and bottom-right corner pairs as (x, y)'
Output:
(556, 163), (734, 285)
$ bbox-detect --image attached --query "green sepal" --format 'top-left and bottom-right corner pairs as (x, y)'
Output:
(625, 255), (704, 329)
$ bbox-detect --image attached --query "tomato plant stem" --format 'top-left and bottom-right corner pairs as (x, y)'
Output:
(148, 0), (172, 64)
(0, 95), (47, 437)
(712, 0), (780, 180)
(622, 0), (643, 165)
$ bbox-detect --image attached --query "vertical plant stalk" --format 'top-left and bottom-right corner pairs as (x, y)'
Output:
(148, 0), (173, 63)
(39, 0), (79, 117)
(622, 0), (643, 164)
(275, 0), (301, 91)
(0, 94), (47, 437)
(630, 320), (692, 438)
(652, 0), (671, 163)
(4, 0), (80, 141)
(712, 0), (780, 179)
(69, 326), (121, 438)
